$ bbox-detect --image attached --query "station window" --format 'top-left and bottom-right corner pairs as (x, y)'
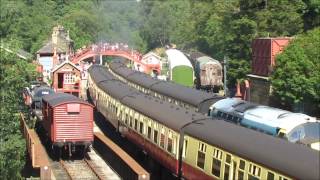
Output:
(64, 73), (75, 84)
(197, 142), (207, 169)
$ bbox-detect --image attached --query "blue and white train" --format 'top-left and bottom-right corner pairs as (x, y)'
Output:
(209, 98), (319, 150)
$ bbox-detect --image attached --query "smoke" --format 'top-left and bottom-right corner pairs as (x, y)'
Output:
(92, 0), (145, 51)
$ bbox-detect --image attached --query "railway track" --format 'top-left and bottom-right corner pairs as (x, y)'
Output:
(59, 157), (105, 180)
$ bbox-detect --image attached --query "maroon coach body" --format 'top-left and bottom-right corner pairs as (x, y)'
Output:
(41, 93), (94, 157)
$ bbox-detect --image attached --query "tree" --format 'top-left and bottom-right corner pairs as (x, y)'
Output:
(0, 46), (37, 179)
(271, 28), (320, 115)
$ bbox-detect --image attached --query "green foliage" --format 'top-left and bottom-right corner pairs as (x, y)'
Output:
(271, 28), (320, 112)
(226, 59), (250, 88)
(0, 49), (37, 179)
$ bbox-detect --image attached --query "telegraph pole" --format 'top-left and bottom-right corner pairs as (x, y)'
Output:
(223, 56), (228, 96)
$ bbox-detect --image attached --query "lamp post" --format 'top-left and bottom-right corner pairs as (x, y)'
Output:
(223, 56), (228, 96)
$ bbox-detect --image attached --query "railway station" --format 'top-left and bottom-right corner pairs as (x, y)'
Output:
(1, 1), (319, 180)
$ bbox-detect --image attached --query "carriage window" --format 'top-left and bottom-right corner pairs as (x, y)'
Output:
(167, 138), (173, 153)
(197, 142), (207, 169)
(239, 160), (245, 170)
(238, 159), (246, 180)
(139, 122), (144, 134)
(167, 131), (173, 153)
(238, 171), (244, 180)
(279, 176), (288, 180)
(225, 154), (231, 164)
(129, 117), (133, 127)
(267, 172), (274, 180)
(153, 130), (158, 144)
(160, 128), (165, 148)
(212, 149), (223, 177)
(197, 151), (205, 169)
(248, 164), (261, 180)
(212, 158), (221, 177)
(147, 126), (152, 139)
(125, 113), (129, 124)
(182, 139), (188, 158)
(224, 164), (230, 180)
(134, 119), (138, 130)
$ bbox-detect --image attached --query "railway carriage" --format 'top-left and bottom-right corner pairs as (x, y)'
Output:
(187, 51), (223, 91)
(166, 49), (194, 87)
(41, 93), (94, 157)
(87, 65), (320, 180)
(182, 119), (319, 180)
(108, 59), (223, 114)
(210, 98), (318, 147)
(287, 122), (320, 150)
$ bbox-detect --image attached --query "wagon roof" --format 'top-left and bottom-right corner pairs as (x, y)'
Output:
(184, 119), (320, 180)
(42, 93), (91, 107)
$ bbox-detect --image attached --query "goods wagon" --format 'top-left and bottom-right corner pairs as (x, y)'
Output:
(87, 65), (320, 180)
(166, 49), (194, 87)
(187, 51), (223, 92)
(41, 93), (94, 157)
